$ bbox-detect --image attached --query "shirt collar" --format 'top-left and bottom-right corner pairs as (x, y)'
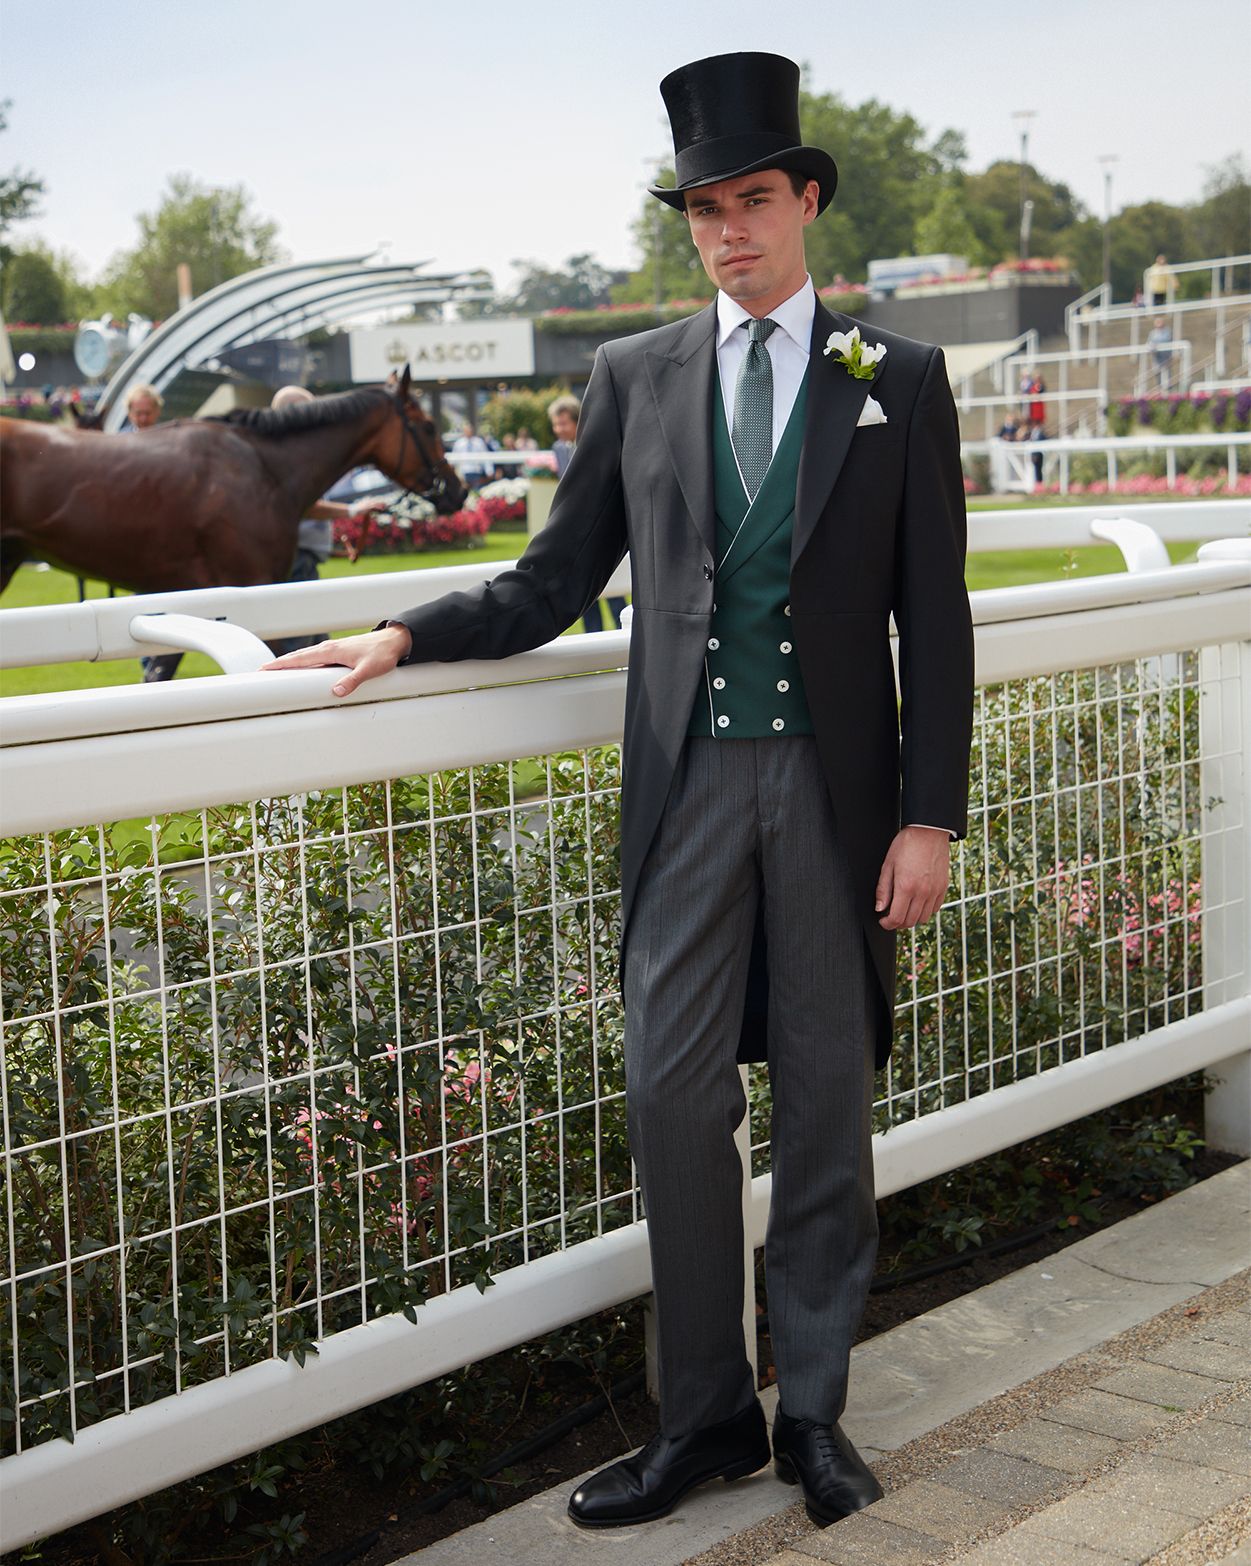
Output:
(716, 275), (815, 352)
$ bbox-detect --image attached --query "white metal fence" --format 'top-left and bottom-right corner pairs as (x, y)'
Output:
(964, 432), (1251, 496)
(2, 550), (1249, 1549)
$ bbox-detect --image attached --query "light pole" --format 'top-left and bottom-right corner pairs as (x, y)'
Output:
(1012, 110), (1037, 262)
(1099, 155), (1119, 295)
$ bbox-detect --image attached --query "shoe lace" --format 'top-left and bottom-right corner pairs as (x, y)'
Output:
(788, 1417), (841, 1462)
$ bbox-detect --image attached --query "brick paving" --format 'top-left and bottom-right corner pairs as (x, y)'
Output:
(756, 1294), (1251, 1566)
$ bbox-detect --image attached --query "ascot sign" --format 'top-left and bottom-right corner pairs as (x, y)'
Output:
(349, 319), (535, 382)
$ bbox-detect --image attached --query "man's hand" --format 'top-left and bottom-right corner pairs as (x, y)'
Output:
(260, 624), (413, 698)
(875, 825), (952, 931)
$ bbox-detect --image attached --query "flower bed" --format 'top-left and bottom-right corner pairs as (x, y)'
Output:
(332, 482), (527, 558)
(1030, 473), (1251, 498)
(1110, 389), (1251, 437)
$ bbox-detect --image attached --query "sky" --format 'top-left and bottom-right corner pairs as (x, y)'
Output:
(4, 0), (1249, 304)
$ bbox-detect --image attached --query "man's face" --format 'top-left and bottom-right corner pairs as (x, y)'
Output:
(550, 409), (577, 444)
(684, 170), (819, 315)
(129, 395), (160, 429)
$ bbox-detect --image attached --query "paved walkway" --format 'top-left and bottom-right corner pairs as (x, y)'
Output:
(400, 1161), (1250, 1565)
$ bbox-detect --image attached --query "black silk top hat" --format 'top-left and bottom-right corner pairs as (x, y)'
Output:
(648, 52), (838, 214)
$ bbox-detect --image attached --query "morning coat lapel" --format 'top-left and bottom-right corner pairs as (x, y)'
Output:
(792, 302), (887, 565)
(644, 302), (718, 559)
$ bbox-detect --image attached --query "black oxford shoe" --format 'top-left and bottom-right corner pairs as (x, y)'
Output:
(567, 1398), (769, 1528)
(771, 1409), (883, 1527)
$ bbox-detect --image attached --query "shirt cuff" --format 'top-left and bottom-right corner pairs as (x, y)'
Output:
(905, 823), (958, 841)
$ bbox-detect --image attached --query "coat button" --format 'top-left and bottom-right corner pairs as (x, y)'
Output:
(717, 715), (730, 728)
(772, 718), (785, 731)
(777, 679), (789, 692)
(784, 604), (791, 616)
(713, 677), (726, 690)
(780, 640), (792, 654)
(708, 637), (720, 650)
(703, 563), (713, 580)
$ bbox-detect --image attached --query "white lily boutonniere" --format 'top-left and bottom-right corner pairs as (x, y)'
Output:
(824, 325), (887, 382)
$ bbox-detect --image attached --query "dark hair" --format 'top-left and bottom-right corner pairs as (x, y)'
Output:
(786, 168), (815, 198)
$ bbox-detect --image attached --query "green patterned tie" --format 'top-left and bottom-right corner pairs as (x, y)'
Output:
(731, 316), (777, 501)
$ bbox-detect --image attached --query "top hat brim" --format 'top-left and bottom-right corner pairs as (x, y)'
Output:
(648, 145), (837, 216)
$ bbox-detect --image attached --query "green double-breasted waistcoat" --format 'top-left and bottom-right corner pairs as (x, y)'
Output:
(687, 373), (812, 739)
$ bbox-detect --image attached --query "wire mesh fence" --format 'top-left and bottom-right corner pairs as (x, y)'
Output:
(1, 642), (1245, 1459)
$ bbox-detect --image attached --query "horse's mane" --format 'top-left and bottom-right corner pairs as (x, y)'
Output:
(209, 386), (392, 438)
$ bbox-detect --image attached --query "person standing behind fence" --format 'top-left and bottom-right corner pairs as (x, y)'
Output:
(1028, 373), (1046, 428)
(549, 393), (627, 633)
(1146, 254), (1172, 309)
(121, 383), (163, 432)
(452, 421), (493, 489)
(1147, 316), (1174, 392)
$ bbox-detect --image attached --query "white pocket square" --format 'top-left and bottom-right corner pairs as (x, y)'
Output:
(856, 394), (888, 428)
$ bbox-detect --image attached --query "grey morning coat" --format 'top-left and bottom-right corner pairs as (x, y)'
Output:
(388, 300), (975, 1071)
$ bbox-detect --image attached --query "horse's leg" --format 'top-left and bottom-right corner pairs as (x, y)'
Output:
(0, 537), (27, 595)
(141, 652), (184, 683)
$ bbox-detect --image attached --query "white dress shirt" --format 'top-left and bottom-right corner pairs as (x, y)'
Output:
(713, 276), (954, 842)
(715, 275), (815, 450)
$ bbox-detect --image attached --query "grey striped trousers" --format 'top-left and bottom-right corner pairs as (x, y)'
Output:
(623, 735), (878, 1437)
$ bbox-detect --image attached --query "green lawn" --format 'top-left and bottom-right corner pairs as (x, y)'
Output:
(0, 533), (1207, 699)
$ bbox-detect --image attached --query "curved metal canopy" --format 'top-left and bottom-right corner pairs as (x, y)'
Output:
(99, 255), (490, 430)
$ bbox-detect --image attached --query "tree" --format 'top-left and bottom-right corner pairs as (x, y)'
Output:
(1, 247), (66, 323)
(913, 179), (985, 264)
(612, 184), (715, 306)
(0, 99), (43, 238)
(1190, 155), (1251, 266)
(0, 99), (45, 269)
(957, 160), (1089, 268)
(97, 174), (284, 321)
(1097, 200), (1193, 299)
(799, 93), (965, 283)
(506, 252), (629, 313)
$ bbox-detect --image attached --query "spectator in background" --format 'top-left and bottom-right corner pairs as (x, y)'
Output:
(1028, 374), (1046, 429)
(548, 394), (581, 478)
(1027, 420), (1046, 486)
(1146, 255), (1172, 309)
(1018, 368), (1033, 417)
(997, 413), (1020, 441)
(1147, 316), (1174, 391)
(514, 426), (539, 451)
(452, 421), (493, 488)
(122, 383), (163, 431)
(548, 392), (626, 633)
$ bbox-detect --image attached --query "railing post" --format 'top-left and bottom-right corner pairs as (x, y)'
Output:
(1201, 634), (1251, 1156)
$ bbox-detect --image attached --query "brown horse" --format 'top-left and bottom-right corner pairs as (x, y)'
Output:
(0, 367), (465, 596)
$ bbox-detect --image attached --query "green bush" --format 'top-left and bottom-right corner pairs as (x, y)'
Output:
(479, 383), (571, 444)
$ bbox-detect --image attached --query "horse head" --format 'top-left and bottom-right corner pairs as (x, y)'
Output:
(381, 366), (467, 515)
